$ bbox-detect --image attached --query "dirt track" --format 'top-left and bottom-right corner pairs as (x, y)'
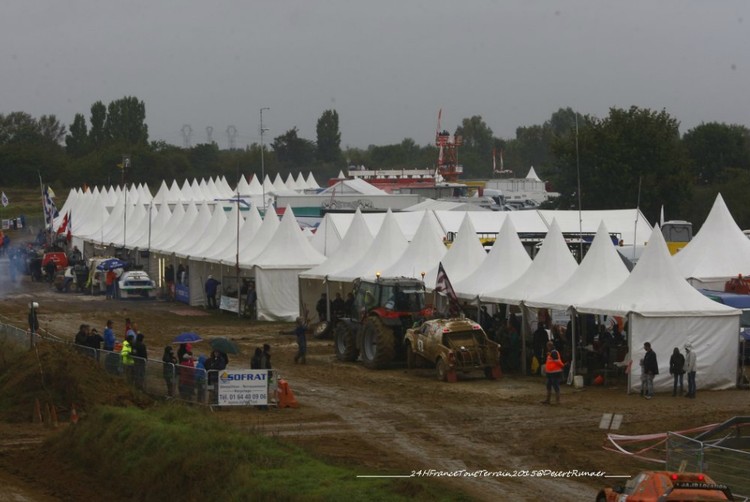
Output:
(2, 273), (750, 501)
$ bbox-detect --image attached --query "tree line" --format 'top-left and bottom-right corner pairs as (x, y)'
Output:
(1, 97), (749, 228)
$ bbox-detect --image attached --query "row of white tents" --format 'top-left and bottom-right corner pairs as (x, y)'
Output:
(60, 177), (750, 391)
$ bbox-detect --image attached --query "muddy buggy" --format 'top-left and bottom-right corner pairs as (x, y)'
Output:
(403, 318), (502, 382)
(334, 277), (433, 369)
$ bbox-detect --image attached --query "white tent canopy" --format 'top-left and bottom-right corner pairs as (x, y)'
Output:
(254, 208), (326, 321)
(577, 225), (739, 392)
(381, 211), (446, 279)
(526, 221), (630, 310)
(328, 209), (409, 282)
(300, 209), (374, 280)
(455, 217), (532, 300)
(482, 219), (578, 305)
(424, 213), (486, 289)
(673, 193), (750, 287)
(308, 214), (343, 257)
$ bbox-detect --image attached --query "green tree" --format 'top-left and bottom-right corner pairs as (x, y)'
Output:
(682, 122), (750, 184)
(0, 112), (68, 185)
(89, 101), (107, 149)
(316, 109), (341, 163)
(271, 127), (316, 167)
(103, 96), (148, 146)
(66, 113), (90, 157)
(455, 115), (494, 177)
(552, 106), (691, 222)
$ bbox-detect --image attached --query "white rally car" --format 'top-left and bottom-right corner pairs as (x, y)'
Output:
(117, 270), (156, 298)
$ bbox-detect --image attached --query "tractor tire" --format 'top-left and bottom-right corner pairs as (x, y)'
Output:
(436, 357), (449, 382)
(313, 320), (331, 339)
(361, 317), (395, 369)
(334, 322), (359, 362)
(405, 342), (416, 369)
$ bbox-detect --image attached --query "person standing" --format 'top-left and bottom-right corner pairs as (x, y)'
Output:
(669, 347), (685, 397)
(250, 347), (263, 369)
(532, 322), (549, 373)
(179, 352), (196, 400)
(316, 293), (328, 322)
(121, 334), (135, 384)
(541, 341), (565, 405)
(684, 343), (697, 398)
(105, 269), (117, 299)
(162, 346), (178, 397)
(164, 264), (175, 301)
(103, 320), (116, 352)
(133, 333), (148, 390)
(643, 342), (659, 399)
(204, 275), (221, 309)
(293, 317), (308, 364)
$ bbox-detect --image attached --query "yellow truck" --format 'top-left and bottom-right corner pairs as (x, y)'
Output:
(403, 318), (502, 382)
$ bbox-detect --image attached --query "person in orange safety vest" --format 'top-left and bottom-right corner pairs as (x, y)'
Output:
(541, 340), (565, 405)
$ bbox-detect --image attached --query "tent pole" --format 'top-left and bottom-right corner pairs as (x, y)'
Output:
(568, 308), (577, 385)
(627, 312), (633, 395)
(521, 303), (528, 376)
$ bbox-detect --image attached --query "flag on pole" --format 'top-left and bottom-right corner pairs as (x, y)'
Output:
(1, 192), (8, 207)
(42, 185), (59, 229)
(434, 262), (462, 316)
(66, 212), (72, 244)
(659, 205), (665, 226)
(499, 149), (504, 171)
(492, 148), (497, 172)
(56, 212), (69, 234)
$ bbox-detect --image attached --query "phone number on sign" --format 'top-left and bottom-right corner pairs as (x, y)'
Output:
(410, 469), (606, 478)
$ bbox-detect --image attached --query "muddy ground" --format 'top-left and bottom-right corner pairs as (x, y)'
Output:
(1, 272), (749, 501)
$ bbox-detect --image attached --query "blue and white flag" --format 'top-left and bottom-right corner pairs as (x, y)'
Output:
(0, 192), (8, 207)
(42, 185), (59, 228)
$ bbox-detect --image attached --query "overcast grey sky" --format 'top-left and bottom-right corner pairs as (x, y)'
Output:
(2, 1), (748, 150)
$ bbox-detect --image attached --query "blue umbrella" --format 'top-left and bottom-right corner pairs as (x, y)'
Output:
(173, 332), (203, 344)
(96, 258), (128, 271)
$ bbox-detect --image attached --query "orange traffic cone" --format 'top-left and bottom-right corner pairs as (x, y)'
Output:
(276, 379), (299, 408)
(70, 404), (79, 424)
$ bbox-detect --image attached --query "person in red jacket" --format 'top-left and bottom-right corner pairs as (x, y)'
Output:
(541, 341), (565, 405)
(179, 352), (196, 401)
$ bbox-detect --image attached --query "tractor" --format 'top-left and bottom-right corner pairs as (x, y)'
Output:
(334, 276), (433, 369)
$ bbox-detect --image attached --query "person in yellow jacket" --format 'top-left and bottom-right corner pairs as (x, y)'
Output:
(541, 341), (565, 405)
(121, 334), (135, 383)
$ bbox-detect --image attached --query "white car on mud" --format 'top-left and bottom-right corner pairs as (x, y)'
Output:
(117, 270), (156, 298)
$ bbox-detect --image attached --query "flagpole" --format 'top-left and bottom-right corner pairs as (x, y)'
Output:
(38, 172), (52, 246)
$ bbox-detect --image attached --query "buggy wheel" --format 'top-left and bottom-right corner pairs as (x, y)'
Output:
(405, 342), (416, 369)
(436, 358), (449, 382)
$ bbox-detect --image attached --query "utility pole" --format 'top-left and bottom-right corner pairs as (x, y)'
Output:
(260, 107), (270, 213)
(122, 154), (131, 251)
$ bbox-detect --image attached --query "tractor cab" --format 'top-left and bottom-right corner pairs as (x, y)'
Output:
(352, 277), (426, 320)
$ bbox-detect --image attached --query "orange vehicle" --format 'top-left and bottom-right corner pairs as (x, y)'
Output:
(596, 471), (734, 501)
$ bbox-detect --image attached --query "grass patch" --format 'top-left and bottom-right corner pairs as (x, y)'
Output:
(46, 404), (471, 502)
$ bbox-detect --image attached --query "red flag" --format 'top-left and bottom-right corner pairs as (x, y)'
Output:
(57, 211), (69, 235)
(434, 262), (461, 316)
(66, 212), (72, 243)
